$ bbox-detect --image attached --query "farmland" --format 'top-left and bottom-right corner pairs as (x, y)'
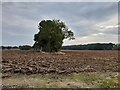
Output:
(2, 50), (119, 88)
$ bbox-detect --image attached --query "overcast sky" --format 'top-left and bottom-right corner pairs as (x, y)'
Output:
(2, 2), (119, 46)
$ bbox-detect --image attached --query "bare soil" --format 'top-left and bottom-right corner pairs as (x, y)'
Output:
(2, 50), (119, 75)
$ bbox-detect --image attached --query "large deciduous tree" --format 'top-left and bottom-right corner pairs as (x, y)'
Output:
(33, 19), (74, 52)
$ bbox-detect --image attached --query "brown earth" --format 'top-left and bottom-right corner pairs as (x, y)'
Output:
(2, 50), (119, 75)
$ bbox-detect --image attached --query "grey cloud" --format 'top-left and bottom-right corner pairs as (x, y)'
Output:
(3, 2), (117, 21)
(2, 2), (118, 46)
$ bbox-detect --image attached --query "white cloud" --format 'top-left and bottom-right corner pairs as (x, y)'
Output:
(92, 33), (104, 36)
(63, 33), (118, 46)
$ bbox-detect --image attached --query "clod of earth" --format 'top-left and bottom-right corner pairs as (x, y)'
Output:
(2, 50), (119, 75)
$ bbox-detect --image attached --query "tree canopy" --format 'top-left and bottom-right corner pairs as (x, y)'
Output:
(33, 19), (74, 52)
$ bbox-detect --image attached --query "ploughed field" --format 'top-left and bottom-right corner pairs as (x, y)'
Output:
(2, 50), (119, 75)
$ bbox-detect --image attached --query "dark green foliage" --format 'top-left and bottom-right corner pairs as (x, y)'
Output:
(12, 46), (19, 49)
(62, 43), (115, 50)
(33, 19), (74, 52)
(1, 46), (12, 50)
(112, 44), (120, 50)
(1, 46), (5, 50)
(19, 45), (31, 50)
(1, 46), (18, 50)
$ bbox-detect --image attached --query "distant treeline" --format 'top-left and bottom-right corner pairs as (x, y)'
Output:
(1, 43), (120, 50)
(62, 43), (120, 50)
(1, 45), (32, 50)
(1, 46), (19, 50)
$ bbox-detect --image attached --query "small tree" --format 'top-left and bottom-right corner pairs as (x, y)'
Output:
(33, 19), (74, 52)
